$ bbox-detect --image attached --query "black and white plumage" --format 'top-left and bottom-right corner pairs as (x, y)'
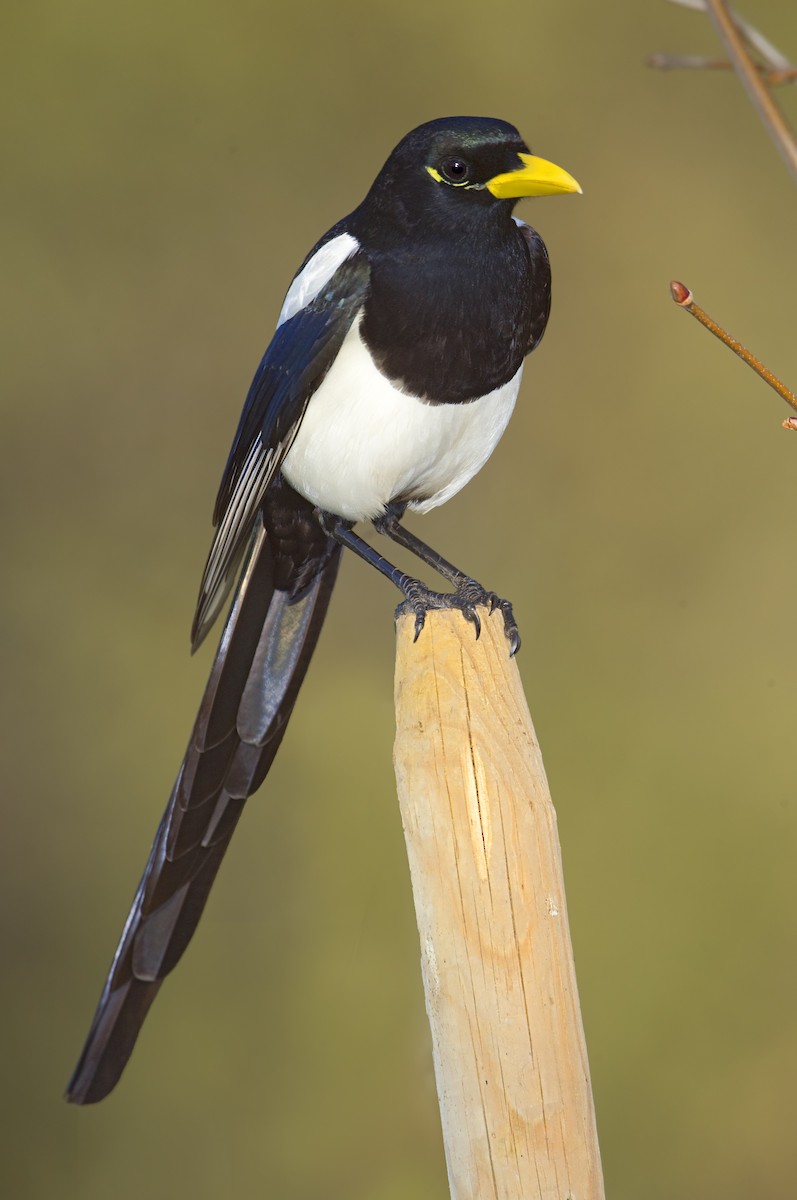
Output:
(66, 116), (580, 1104)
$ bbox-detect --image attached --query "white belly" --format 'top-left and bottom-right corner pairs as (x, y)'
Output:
(282, 316), (522, 522)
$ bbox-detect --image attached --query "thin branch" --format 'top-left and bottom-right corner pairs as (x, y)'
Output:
(670, 281), (797, 418)
(652, 1), (797, 179)
(666, 0), (794, 72)
(647, 52), (797, 85)
(701, 0), (797, 183)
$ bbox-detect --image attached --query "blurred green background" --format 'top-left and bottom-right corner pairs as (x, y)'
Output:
(3, 1), (796, 1196)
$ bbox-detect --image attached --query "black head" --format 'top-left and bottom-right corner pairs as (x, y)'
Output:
(356, 116), (580, 238)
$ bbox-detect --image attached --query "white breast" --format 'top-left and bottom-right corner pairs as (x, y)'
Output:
(281, 315), (522, 523)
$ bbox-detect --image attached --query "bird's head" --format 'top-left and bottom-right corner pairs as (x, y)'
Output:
(359, 116), (580, 237)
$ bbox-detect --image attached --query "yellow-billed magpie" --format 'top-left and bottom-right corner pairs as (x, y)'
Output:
(66, 116), (580, 1104)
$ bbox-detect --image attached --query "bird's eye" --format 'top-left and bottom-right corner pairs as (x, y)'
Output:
(440, 157), (470, 184)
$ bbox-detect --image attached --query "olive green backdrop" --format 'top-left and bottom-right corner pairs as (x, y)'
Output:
(3, 1), (796, 1196)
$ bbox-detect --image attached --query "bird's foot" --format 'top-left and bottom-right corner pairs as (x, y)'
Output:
(458, 578), (521, 656)
(396, 578), (520, 656)
(396, 580), (482, 643)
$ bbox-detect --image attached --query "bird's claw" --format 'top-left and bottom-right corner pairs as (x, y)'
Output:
(396, 577), (519, 654)
(412, 608), (425, 643)
(396, 581), (468, 642)
(487, 592), (521, 656)
(455, 580), (520, 655)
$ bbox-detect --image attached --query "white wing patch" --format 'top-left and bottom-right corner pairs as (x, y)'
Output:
(195, 434), (277, 635)
(210, 435), (272, 573)
(277, 232), (360, 328)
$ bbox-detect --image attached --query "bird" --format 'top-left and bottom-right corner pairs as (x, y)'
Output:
(66, 115), (580, 1104)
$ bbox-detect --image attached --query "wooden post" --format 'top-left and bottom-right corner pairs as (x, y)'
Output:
(393, 608), (604, 1200)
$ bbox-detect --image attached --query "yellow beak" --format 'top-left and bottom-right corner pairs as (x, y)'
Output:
(486, 153), (582, 199)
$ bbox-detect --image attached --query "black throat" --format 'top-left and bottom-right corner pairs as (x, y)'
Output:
(351, 206), (538, 405)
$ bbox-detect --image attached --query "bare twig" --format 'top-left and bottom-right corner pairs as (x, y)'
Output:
(652, 2), (797, 178)
(702, 0), (797, 183)
(648, 52), (735, 71)
(647, 52), (796, 85)
(666, 0), (795, 72)
(670, 281), (797, 419)
(767, 68), (797, 87)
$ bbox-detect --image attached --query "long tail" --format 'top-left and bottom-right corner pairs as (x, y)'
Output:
(66, 516), (340, 1104)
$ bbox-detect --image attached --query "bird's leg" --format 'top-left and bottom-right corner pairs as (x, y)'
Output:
(374, 506), (470, 588)
(319, 513), (483, 644)
(320, 514), (416, 594)
(373, 507), (520, 655)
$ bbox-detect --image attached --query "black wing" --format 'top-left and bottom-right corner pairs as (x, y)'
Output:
(191, 248), (370, 648)
(517, 221), (551, 354)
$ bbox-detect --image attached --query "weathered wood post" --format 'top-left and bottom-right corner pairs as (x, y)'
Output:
(393, 608), (604, 1200)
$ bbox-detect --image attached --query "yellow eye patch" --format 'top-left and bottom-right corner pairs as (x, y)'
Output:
(425, 165), (481, 190)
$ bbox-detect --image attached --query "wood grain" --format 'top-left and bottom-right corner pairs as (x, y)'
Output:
(393, 608), (604, 1200)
